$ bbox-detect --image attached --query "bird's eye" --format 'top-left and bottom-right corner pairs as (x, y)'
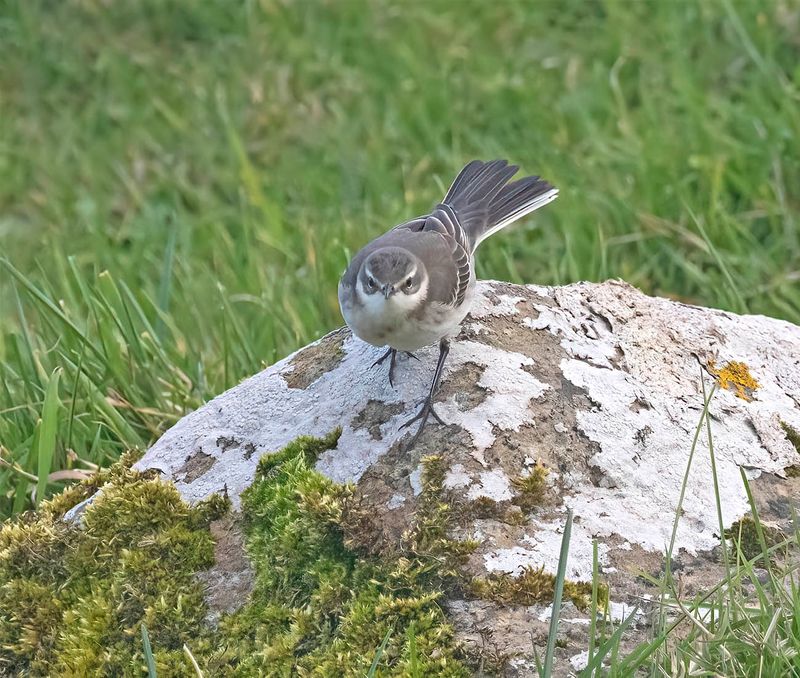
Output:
(405, 278), (413, 289)
(367, 276), (375, 288)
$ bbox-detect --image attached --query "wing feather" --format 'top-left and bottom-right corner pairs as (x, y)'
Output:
(419, 205), (472, 306)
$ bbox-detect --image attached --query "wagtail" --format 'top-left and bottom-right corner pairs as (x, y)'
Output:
(339, 159), (558, 447)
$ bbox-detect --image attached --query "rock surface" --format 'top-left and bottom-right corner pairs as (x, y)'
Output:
(136, 279), (800, 674)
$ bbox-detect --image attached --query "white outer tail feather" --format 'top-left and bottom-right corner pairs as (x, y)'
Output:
(473, 186), (559, 249)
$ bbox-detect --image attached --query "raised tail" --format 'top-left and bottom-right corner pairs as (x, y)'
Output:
(440, 159), (558, 251)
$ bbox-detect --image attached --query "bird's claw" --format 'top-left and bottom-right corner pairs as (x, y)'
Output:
(371, 348), (419, 389)
(371, 348), (398, 388)
(370, 347), (394, 369)
(400, 397), (445, 447)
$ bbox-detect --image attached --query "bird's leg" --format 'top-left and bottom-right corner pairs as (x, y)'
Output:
(370, 347), (399, 387)
(404, 351), (420, 361)
(400, 338), (450, 447)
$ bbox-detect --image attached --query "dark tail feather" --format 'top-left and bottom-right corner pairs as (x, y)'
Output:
(441, 159), (558, 250)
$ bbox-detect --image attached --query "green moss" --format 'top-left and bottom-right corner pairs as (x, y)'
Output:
(468, 496), (505, 520)
(39, 448), (147, 520)
(785, 465), (800, 479)
(11, 430), (624, 674)
(254, 428), (343, 478)
(400, 455), (479, 586)
(781, 421), (800, 455)
(464, 496), (527, 526)
(0, 453), (223, 676)
(203, 446), (469, 676)
(1, 432), (470, 676)
(724, 516), (783, 561)
(410, 458), (597, 614)
(511, 461), (549, 511)
(470, 566), (603, 612)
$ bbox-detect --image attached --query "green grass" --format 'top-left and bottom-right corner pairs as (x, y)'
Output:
(1, 0), (799, 515)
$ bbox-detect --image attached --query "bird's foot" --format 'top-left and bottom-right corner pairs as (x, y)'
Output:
(370, 347), (399, 387)
(371, 349), (418, 388)
(370, 347), (395, 369)
(400, 395), (446, 448)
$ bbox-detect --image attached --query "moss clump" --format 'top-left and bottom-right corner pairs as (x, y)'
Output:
(724, 516), (783, 561)
(1, 432), (471, 676)
(400, 455), (479, 586)
(37, 448), (146, 520)
(511, 461), (549, 511)
(707, 359), (760, 400)
(778, 422), (799, 476)
(464, 496), (527, 526)
(781, 421), (800, 456)
(200, 440), (468, 676)
(254, 428), (343, 478)
(784, 465), (800, 479)
(470, 566), (603, 612)
(0, 454), (227, 676)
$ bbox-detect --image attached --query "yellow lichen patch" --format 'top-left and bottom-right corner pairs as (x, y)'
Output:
(708, 359), (760, 400)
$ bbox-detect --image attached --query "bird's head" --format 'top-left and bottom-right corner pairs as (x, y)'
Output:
(358, 247), (428, 306)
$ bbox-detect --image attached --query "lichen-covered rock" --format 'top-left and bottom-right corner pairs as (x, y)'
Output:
(136, 279), (800, 674)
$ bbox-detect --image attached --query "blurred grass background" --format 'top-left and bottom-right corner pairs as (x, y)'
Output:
(1, 0), (799, 516)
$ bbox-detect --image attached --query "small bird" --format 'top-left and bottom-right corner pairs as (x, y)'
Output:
(339, 159), (558, 447)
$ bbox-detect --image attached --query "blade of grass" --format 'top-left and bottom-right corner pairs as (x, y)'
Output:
(701, 372), (731, 579)
(141, 622), (157, 678)
(655, 368), (717, 663)
(183, 643), (204, 678)
(96, 270), (144, 362)
(542, 508), (573, 678)
(579, 605), (639, 677)
(367, 627), (393, 677)
(2, 258), (104, 362)
(12, 475), (29, 515)
(667, 369), (717, 558)
(156, 214), (178, 340)
(619, 559), (799, 674)
(35, 367), (61, 506)
(10, 280), (40, 393)
(686, 205), (748, 314)
(406, 621), (420, 678)
(65, 336), (87, 457)
(587, 538), (600, 677)
(0, 452), (39, 482)
(739, 468), (777, 595)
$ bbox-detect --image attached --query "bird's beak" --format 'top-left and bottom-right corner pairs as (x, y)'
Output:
(382, 285), (394, 299)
